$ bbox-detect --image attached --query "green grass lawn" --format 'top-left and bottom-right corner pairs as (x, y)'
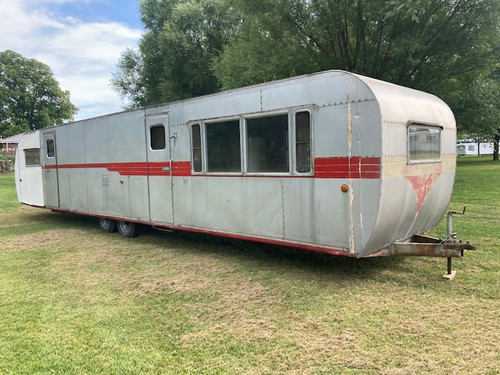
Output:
(0, 157), (499, 375)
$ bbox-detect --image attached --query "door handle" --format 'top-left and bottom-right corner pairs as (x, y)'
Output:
(162, 167), (170, 172)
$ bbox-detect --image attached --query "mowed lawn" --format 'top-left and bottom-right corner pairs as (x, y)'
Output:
(0, 157), (499, 375)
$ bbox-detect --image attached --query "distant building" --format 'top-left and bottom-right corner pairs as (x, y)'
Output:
(0, 133), (24, 155)
(457, 139), (494, 156)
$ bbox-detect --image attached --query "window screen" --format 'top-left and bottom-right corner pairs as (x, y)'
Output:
(191, 124), (202, 172)
(295, 111), (311, 173)
(46, 139), (55, 158)
(408, 124), (441, 162)
(150, 125), (166, 150)
(247, 114), (289, 173)
(25, 148), (40, 166)
(206, 120), (241, 172)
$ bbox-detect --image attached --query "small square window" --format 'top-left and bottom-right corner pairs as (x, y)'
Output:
(150, 125), (166, 150)
(25, 148), (40, 166)
(408, 124), (441, 163)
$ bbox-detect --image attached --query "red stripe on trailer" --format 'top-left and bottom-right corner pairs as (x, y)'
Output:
(44, 162), (172, 176)
(172, 161), (192, 177)
(44, 157), (381, 179)
(314, 157), (380, 179)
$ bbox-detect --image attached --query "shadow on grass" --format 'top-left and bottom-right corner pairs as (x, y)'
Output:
(19, 209), (439, 285)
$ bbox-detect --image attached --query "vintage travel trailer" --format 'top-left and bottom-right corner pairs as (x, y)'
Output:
(15, 70), (474, 273)
(456, 139), (494, 156)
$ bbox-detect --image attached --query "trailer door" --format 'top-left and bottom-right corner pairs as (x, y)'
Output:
(41, 131), (59, 208)
(146, 114), (173, 225)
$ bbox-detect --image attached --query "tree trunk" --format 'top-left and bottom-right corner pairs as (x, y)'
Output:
(493, 132), (500, 161)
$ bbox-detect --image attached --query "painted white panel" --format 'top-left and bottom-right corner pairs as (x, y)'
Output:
(15, 133), (44, 207)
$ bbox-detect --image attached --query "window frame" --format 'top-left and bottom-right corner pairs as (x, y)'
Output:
(244, 111), (291, 176)
(204, 117), (243, 175)
(46, 139), (55, 158)
(149, 124), (167, 151)
(188, 106), (314, 176)
(293, 109), (313, 175)
(24, 148), (41, 167)
(407, 122), (442, 164)
(190, 123), (203, 173)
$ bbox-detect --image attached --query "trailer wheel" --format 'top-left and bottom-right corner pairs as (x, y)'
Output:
(98, 218), (117, 233)
(117, 220), (138, 238)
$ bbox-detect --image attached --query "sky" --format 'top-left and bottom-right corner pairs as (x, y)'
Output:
(0, 0), (143, 120)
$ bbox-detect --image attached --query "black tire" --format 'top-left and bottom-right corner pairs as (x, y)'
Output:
(117, 220), (138, 238)
(98, 217), (117, 233)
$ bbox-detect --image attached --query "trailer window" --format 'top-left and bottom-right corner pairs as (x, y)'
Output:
(295, 111), (311, 173)
(150, 125), (166, 150)
(25, 148), (40, 166)
(191, 124), (202, 172)
(46, 139), (55, 158)
(206, 120), (241, 172)
(247, 114), (288, 173)
(408, 124), (441, 162)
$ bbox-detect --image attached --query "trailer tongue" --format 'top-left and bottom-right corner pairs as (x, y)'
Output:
(390, 208), (476, 279)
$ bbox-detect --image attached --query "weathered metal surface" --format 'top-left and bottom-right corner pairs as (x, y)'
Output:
(391, 234), (475, 258)
(15, 70), (461, 258)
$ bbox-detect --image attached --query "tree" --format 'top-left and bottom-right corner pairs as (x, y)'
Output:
(216, 0), (500, 88)
(0, 50), (78, 138)
(112, 0), (240, 107)
(214, 0), (500, 138)
(115, 0), (500, 143)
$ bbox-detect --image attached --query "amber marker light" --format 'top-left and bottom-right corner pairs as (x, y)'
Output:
(341, 184), (349, 193)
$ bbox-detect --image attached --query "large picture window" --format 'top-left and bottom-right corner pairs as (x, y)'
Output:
(191, 108), (313, 175)
(247, 114), (288, 173)
(206, 120), (241, 172)
(408, 124), (441, 163)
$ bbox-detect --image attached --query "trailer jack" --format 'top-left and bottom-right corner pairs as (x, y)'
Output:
(390, 207), (476, 279)
(442, 207), (475, 280)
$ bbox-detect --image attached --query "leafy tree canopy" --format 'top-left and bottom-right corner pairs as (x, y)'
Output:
(112, 0), (239, 107)
(0, 50), (78, 138)
(113, 0), (500, 140)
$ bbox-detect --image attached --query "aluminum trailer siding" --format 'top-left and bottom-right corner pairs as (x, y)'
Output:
(15, 70), (461, 258)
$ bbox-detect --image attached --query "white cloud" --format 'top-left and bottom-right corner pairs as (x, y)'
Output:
(0, 0), (142, 120)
